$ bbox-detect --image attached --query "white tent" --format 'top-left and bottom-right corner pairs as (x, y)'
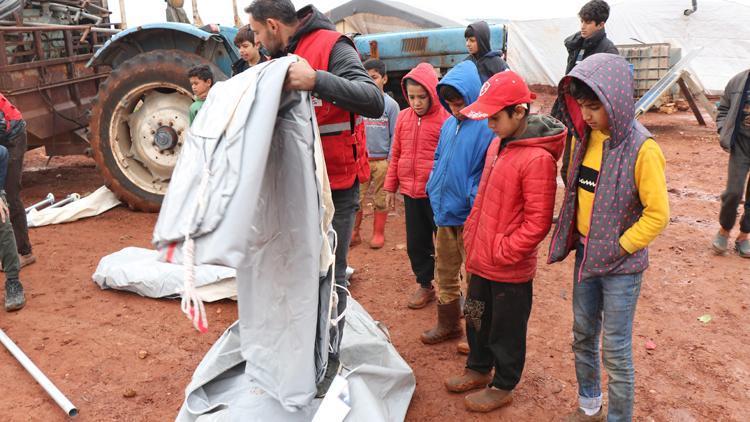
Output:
(508, 0), (750, 94)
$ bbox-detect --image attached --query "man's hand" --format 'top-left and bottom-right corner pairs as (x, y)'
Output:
(0, 198), (9, 224)
(284, 58), (317, 91)
(385, 192), (396, 210)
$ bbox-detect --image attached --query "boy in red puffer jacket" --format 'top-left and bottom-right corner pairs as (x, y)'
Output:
(444, 71), (566, 413)
(384, 63), (450, 309)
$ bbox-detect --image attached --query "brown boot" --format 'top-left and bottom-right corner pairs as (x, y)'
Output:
(465, 387), (513, 412)
(407, 285), (435, 309)
(369, 211), (387, 249)
(457, 341), (469, 355)
(421, 299), (463, 344)
(445, 369), (492, 393)
(350, 211), (363, 247)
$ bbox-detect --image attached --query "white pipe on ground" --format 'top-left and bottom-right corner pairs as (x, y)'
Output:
(0, 328), (78, 417)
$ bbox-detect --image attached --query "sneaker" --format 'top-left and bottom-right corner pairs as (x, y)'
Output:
(19, 253), (36, 269)
(445, 369), (492, 393)
(464, 387), (513, 413)
(407, 285), (435, 309)
(315, 355), (342, 398)
(712, 232), (729, 255)
(565, 406), (605, 421)
(736, 239), (750, 258)
(5, 278), (25, 311)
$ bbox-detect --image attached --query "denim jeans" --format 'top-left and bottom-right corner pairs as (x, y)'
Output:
(573, 242), (643, 422)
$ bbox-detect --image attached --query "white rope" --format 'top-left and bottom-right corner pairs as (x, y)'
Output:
(180, 164), (212, 333)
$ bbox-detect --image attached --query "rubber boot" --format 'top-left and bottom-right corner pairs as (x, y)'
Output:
(369, 211), (388, 249)
(421, 298), (463, 344)
(350, 210), (363, 247)
(5, 278), (25, 312)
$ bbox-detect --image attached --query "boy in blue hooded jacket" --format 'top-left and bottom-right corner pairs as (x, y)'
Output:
(422, 61), (495, 345)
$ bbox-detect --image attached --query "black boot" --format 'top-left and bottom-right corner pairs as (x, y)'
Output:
(5, 278), (25, 311)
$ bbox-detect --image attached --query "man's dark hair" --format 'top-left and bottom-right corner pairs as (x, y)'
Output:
(568, 78), (600, 103)
(502, 103), (531, 118)
(234, 24), (255, 46)
(363, 59), (386, 77)
(438, 85), (463, 102)
(245, 0), (297, 25)
(579, 0), (610, 24)
(464, 25), (475, 39)
(187, 65), (213, 83)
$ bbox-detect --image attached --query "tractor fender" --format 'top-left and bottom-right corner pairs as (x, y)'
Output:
(88, 23), (238, 77)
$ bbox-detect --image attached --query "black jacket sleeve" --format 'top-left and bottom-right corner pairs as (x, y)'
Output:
(312, 40), (385, 118)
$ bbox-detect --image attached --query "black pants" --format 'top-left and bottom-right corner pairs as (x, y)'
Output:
(403, 196), (436, 285)
(719, 147), (750, 233)
(465, 275), (533, 391)
(5, 131), (30, 255)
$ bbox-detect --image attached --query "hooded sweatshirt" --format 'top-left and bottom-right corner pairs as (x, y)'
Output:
(464, 21), (509, 83)
(384, 63), (450, 198)
(548, 54), (669, 281)
(463, 114), (566, 283)
(426, 61), (495, 227)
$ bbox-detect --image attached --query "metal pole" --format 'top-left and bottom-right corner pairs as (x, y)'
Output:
(0, 329), (78, 417)
(118, 0), (126, 29)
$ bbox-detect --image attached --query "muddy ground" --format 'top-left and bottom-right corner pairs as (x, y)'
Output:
(1, 96), (748, 421)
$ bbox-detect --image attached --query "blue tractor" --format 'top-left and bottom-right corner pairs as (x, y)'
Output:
(87, 23), (239, 211)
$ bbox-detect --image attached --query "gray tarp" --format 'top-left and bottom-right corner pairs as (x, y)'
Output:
(176, 299), (415, 422)
(153, 56), (337, 411)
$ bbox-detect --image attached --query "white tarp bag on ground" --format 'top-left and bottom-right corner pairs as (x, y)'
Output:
(176, 299), (415, 422)
(152, 56), (339, 412)
(27, 186), (121, 227)
(92, 247), (236, 302)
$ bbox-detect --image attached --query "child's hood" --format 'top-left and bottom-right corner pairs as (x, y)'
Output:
(401, 62), (443, 117)
(437, 61), (482, 114)
(559, 53), (635, 148)
(506, 114), (566, 161)
(467, 20), (492, 57)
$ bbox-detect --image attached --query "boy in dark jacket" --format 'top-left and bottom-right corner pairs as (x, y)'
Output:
(464, 21), (509, 83)
(231, 24), (267, 76)
(549, 54), (669, 421)
(444, 71), (565, 413)
(712, 69), (750, 257)
(421, 61), (494, 345)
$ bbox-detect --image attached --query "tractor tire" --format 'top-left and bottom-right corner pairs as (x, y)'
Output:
(89, 49), (225, 212)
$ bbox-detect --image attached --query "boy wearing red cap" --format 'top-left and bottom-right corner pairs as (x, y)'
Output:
(444, 71), (566, 412)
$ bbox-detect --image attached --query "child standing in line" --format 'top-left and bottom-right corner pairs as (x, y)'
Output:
(548, 54), (669, 421)
(444, 70), (565, 413)
(712, 68), (750, 258)
(421, 61), (494, 346)
(187, 65), (214, 125)
(384, 63), (450, 309)
(464, 20), (509, 83)
(351, 59), (401, 249)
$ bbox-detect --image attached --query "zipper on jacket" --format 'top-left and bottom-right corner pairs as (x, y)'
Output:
(412, 116), (422, 196)
(466, 141), (499, 268)
(577, 138), (609, 283)
(437, 121), (462, 217)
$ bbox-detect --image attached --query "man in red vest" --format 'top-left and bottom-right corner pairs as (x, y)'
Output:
(0, 94), (34, 269)
(247, 0), (384, 396)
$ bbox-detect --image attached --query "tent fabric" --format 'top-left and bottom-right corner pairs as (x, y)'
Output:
(92, 247), (237, 302)
(176, 298), (415, 422)
(507, 0), (749, 94)
(27, 186), (121, 228)
(152, 56), (338, 411)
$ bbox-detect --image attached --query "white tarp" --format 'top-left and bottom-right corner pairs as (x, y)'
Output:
(92, 247), (237, 302)
(507, 0), (750, 94)
(27, 186), (121, 227)
(176, 299), (416, 422)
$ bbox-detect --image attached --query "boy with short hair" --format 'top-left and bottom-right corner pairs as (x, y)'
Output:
(384, 63), (450, 309)
(464, 21), (508, 83)
(444, 70), (565, 413)
(712, 68), (750, 257)
(187, 65), (213, 125)
(421, 60), (494, 345)
(548, 53), (669, 421)
(232, 24), (267, 76)
(351, 59), (400, 249)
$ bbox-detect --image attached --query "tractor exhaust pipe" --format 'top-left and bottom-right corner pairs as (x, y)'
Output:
(0, 328), (78, 417)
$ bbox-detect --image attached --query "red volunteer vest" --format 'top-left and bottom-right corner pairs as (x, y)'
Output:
(0, 94), (22, 130)
(294, 29), (369, 190)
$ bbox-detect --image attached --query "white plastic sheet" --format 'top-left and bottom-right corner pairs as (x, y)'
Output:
(27, 186), (121, 227)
